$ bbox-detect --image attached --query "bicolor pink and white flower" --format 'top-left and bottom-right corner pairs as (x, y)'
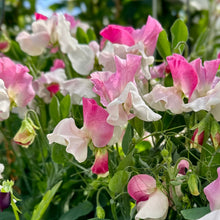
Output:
(0, 57), (35, 108)
(91, 148), (109, 175)
(91, 54), (161, 126)
(47, 98), (114, 162)
(127, 174), (169, 220)
(32, 68), (66, 103)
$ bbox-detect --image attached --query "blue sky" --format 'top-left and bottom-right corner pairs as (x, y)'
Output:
(35, 0), (81, 17)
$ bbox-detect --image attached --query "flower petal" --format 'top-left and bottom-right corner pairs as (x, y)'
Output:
(47, 118), (88, 162)
(204, 167), (220, 211)
(127, 174), (156, 202)
(135, 189), (169, 220)
(83, 98), (114, 147)
(197, 210), (220, 220)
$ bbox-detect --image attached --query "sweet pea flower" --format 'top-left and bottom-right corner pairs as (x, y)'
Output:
(204, 167), (220, 211)
(33, 68), (66, 103)
(0, 57), (35, 108)
(100, 15), (162, 56)
(91, 54), (161, 126)
(91, 148), (109, 176)
(0, 163), (4, 179)
(47, 98), (114, 162)
(127, 174), (169, 220)
(50, 59), (65, 71)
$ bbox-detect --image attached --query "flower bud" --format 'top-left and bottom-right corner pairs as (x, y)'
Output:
(96, 205), (105, 219)
(0, 192), (11, 211)
(13, 117), (39, 148)
(188, 174), (200, 196)
(91, 148), (108, 176)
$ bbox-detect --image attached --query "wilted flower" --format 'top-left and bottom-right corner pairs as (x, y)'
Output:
(14, 117), (39, 148)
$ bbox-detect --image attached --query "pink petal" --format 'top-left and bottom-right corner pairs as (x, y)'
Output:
(47, 118), (89, 162)
(204, 167), (220, 211)
(100, 24), (135, 46)
(0, 57), (35, 107)
(35, 12), (48, 20)
(50, 59), (65, 71)
(167, 54), (198, 99)
(91, 149), (108, 175)
(177, 159), (189, 175)
(135, 189), (169, 220)
(133, 15), (163, 56)
(91, 54), (142, 106)
(127, 174), (156, 203)
(82, 98), (114, 147)
(197, 210), (220, 220)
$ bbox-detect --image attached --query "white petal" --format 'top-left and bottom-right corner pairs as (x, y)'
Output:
(0, 79), (10, 121)
(197, 210), (220, 220)
(135, 189), (169, 220)
(47, 118), (89, 162)
(57, 15), (94, 75)
(60, 78), (96, 105)
(107, 82), (161, 126)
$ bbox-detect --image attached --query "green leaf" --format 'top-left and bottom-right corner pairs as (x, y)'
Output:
(59, 201), (93, 220)
(171, 19), (188, 54)
(31, 181), (62, 220)
(60, 94), (71, 119)
(49, 96), (60, 125)
(156, 30), (172, 59)
(122, 123), (133, 155)
(130, 117), (144, 137)
(52, 143), (72, 164)
(87, 28), (97, 41)
(76, 27), (89, 44)
(0, 211), (15, 220)
(181, 207), (210, 220)
(109, 170), (130, 194)
(117, 151), (134, 171)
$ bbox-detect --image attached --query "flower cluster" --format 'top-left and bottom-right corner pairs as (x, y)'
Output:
(1, 8), (220, 220)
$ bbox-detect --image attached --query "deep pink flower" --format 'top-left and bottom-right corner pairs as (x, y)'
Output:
(0, 57), (35, 107)
(204, 167), (220, 211)
(166, 54), (198, 100)
(47, 98), (114, 162)
(35, 12), (48, 20)
(100, 16), (163, 56)
(91, 148), (108, 175)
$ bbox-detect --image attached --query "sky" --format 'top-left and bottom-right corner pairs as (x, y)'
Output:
(35, 0), (81, 17)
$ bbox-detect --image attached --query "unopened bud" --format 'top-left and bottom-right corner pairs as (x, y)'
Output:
(96, 205), (105, 219)
(188, 174), (200, 196)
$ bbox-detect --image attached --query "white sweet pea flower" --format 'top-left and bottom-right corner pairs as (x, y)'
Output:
(0, 163), (4, 179)
(0, 79), (10, 121)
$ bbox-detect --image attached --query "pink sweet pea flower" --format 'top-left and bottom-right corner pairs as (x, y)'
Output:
(0, 57), (35, 108)
(47, 98), (114, 162)
(32, 68), (66, 103)
(100, 15), (163, 56)
(204, 167), (220, 211)
(177, 159), (189, 175)
(91, 54), (161, 126)
(127, 174), (169, 220)
(166, 54), (198, 100)
(91, 148), (109, 175)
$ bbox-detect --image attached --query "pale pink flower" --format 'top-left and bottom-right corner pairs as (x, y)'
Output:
(127, 174), (169, 220)
(0, 57), (35, 108)
(33, 68), (66, 103)
(91, 54), (161, 126)
(204, 167), (220, 211)
(47, 98), (114, 162)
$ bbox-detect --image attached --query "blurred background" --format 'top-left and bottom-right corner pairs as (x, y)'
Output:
(0, 0), (219, 59)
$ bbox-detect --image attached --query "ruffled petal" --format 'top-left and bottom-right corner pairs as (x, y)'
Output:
(47, 118), (89, 162)
(83, 98), (114, 147)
